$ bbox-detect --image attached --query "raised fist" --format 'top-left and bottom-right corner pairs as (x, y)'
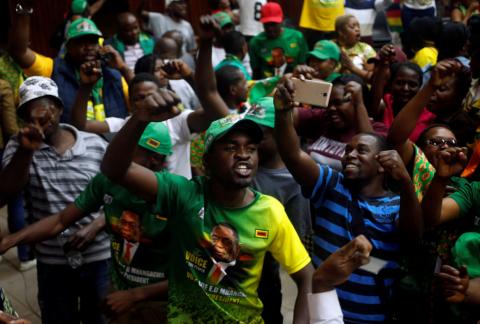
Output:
(134, 88), (182, 122)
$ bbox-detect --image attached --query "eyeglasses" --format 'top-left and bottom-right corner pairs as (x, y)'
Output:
(425, 137), (457, 147)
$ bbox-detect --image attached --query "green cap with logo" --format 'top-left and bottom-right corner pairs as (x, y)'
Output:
(213, 12), (234, 29)
(244, 97), (275, 129)
(66, 18), (102, 42)
(204, 114), (263, 153)
(452, 232), (480, 278)
(138, 122), (173, 156)
(308, 40), (341, 62)
(71, 0), (88, 15)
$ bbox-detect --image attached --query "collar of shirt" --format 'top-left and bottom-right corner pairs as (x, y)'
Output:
(39, 123), (87, 158)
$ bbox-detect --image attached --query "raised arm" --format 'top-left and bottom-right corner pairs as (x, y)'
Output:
(0, 124), (44, 198)
(376, 150), (423, 240)
(0, 203), (85, 254)
(273, 79), (320, 195)
(101, 88), (181, 202)
(71, 61), (110, 133)
(345, 81), (374, 133)
(0, 80), (19, 137)
(7, 0), (36, 69)
(187, 16), (229, 133)
(88, 0), (107, 17)
(101, 45), (135, 83)
(369, 45), (395, 119)
(387, 60), (462, 164)
(421, 148), (467, 228)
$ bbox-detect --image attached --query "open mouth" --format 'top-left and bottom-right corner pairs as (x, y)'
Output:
(234, 162), (252, 177)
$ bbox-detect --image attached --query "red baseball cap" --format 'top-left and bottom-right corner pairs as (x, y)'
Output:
(260, 2), (283, 24)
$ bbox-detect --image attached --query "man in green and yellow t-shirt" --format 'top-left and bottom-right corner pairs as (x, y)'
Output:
(101, 87), (314, 323)
(249, 3), (308, 79)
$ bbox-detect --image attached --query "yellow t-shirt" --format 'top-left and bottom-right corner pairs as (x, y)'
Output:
(411, 47), (438, 69)
(299, 0), (345, 32)
(23, 53), (130, 120)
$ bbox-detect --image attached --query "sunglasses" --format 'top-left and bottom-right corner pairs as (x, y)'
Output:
(425, 137), (457, 147)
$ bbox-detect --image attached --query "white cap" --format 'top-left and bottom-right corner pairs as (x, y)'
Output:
(18, 76), (64, 115)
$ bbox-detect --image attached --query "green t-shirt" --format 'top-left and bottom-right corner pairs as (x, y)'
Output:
(449, 181), (480, 233)
(155, 173), (310, 323)
(249, 27), (308, 79)
(74, 173), (169, 290)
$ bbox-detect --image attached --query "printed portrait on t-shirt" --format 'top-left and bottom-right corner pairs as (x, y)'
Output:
(119, 211), (142, 265)
(270, 47), (287, 68)
(207, 223), (242, 285)
(120, 210), (141, 243)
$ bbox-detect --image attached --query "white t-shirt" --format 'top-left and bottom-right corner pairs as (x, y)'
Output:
(124, 43), (145, 71)
(237, 0), (267, 37)
(212, 46), (226, 67)
(169, 79), (200, 111)
(105, 110), (194, 178)
(147, 12), (196, 53)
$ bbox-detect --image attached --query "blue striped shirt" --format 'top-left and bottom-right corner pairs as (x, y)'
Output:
(310, 165), (400, 323)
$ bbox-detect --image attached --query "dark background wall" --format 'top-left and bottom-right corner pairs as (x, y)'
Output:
(0, 0), (303, 57)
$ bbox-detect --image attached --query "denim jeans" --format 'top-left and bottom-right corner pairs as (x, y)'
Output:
(37, 259), (110, 324)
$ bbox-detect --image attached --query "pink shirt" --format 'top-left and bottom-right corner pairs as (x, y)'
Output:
(382, 93), (436, 142)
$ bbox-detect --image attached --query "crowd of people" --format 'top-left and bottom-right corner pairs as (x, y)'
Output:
(0, 0), (479, 323)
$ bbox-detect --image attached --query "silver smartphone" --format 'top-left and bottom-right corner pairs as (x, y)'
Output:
(292, 78), (333, 108)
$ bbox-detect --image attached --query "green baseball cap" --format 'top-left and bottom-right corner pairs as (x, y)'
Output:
(213, 12), (233, 29)
(138, 122), (173, 156)
(244, 97), (275, 129)
(204, 114), (263, 153)
(66, 18), (102, 42)
(452, 232), (480, 278)
(308, 40), (340, 62)
(71, 0), (88, 15)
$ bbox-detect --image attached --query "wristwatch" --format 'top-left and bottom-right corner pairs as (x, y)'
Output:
(15, 3), (33, 15)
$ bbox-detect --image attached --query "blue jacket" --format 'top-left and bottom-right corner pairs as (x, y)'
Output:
(51, 56), (128, 123)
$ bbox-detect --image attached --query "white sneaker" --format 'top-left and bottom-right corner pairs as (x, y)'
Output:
(18, 259), (36, 272)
